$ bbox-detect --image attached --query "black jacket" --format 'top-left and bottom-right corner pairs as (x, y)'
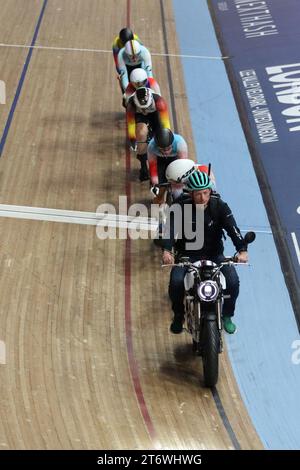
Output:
(161, 193), (247, 258)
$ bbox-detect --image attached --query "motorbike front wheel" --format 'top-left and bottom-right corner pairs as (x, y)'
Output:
(202, 320), (220, 387)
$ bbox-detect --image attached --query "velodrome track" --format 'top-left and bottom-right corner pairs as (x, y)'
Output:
(0, 0), (297, 450)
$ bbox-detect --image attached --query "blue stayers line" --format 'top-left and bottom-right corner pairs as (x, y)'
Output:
(0, 0), (48, 157)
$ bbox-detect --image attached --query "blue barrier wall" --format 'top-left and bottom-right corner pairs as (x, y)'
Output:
(209, 0), (300, 318)
(173, 0), (300, 449)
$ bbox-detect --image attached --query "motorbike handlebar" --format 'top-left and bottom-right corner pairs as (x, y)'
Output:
(161, 260), (250, 268)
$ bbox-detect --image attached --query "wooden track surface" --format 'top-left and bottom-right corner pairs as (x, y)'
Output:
(0, 0), (263, 449)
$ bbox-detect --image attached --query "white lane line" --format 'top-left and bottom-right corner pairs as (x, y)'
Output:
(0, 43), (228, 60)
(291, 232), (300, 266)
(0, 341), (6, 365)
(0, 79), (5, 104)
(0, 204), (158, 231)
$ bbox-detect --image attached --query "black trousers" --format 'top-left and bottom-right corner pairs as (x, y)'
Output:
(168, 254), (240, 318)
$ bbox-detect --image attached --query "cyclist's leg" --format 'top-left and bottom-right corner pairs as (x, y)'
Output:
(135, 114), (149, 181)
(155, 157), (169, 205)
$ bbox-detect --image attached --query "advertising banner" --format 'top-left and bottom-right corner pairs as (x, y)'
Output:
(210, 0), (300, 314)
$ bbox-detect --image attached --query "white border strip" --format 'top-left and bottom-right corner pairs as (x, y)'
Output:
(0, 42), (228, 60)
(0, 204), (158, 231)
(0, 203), (272, 233)
(0, 340), (6, 365)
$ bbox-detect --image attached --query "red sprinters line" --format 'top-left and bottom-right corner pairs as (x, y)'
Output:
(124, 142), (159, 446)
(124, 3), (159, 444)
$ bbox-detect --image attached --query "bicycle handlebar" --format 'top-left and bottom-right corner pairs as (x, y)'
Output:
(155, 182), (171, 188)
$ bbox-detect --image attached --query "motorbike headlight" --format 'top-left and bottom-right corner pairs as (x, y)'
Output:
(197, 281), (219, 302)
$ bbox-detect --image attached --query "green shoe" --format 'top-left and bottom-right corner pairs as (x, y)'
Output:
(223, 316), (236, 334)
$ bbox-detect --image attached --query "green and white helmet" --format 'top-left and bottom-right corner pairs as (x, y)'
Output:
(186, 170), (212, 191)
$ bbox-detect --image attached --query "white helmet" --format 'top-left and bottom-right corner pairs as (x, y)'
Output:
(130, 68), (148, 88)
(133, 87), (153, 109)
(165, 159), (196, 183)
(124, 39), (142, 62)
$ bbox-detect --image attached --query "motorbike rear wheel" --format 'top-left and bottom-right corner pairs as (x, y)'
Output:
(202, 320), (220, 387)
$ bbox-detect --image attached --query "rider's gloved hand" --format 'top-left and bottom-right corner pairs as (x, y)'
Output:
(122, 93), (127, 108)
(150, 185), (159, 197)
(129, 139), (137, 152)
